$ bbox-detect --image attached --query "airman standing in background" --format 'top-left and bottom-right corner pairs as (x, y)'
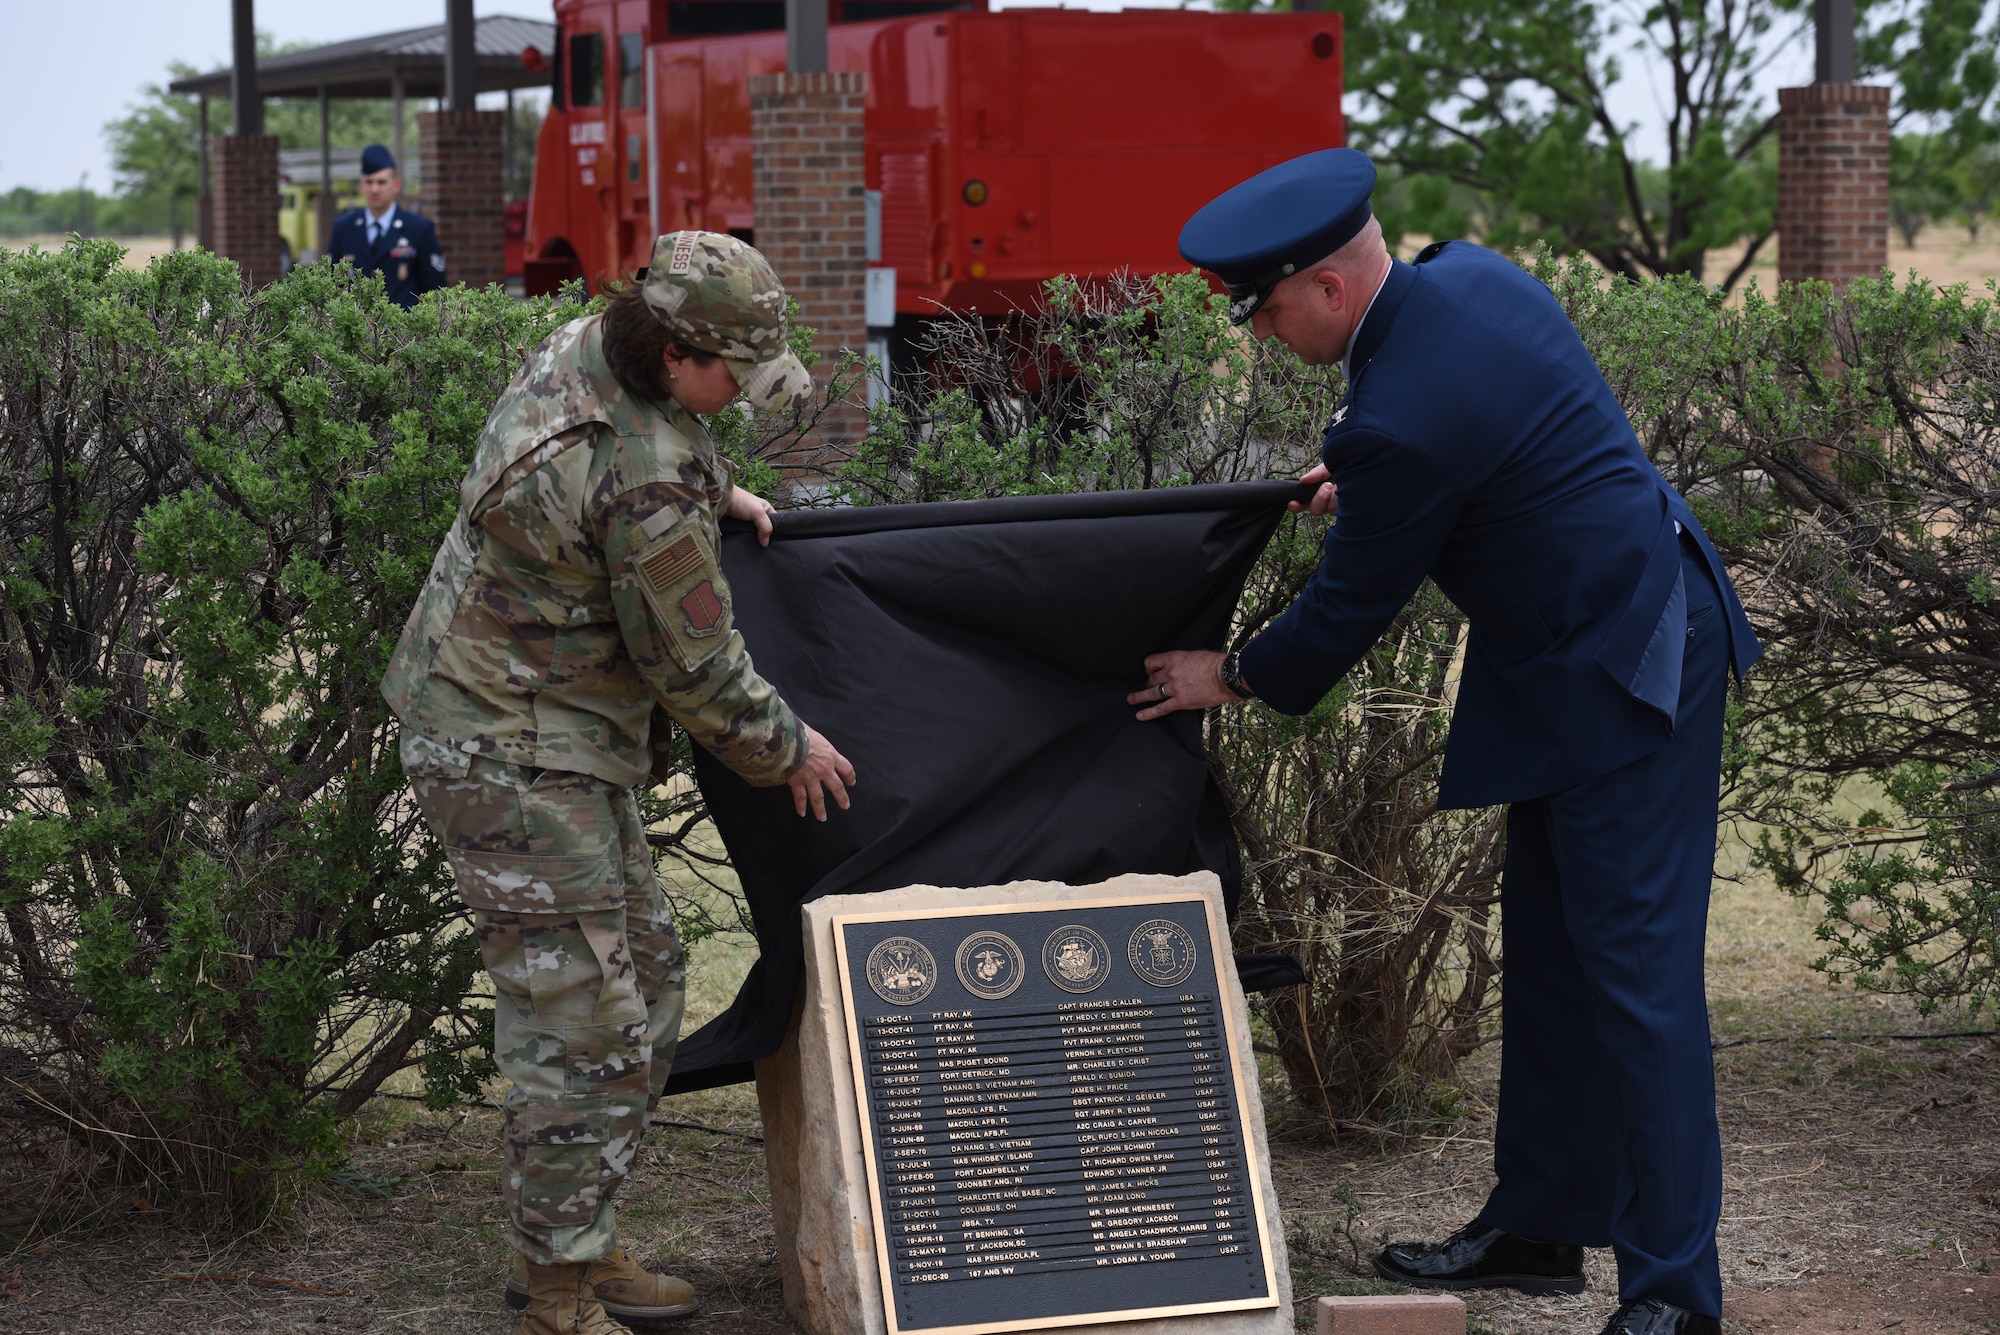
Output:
(327, 145), (447, 308)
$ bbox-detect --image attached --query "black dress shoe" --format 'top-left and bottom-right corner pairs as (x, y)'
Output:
(1598, 1298), (1721, 1335)
(1372, 1218), (1586, 1295)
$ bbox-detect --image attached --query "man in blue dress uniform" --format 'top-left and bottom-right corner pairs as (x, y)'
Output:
(1130, 149), (1761, 1335)
(326, 145), (447, 309)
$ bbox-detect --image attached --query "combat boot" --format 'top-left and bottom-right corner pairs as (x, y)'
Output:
(518, 1260), (631, 1335)
(509, 1244), (699, 1324)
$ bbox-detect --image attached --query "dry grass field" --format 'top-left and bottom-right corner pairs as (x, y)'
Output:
(15, 222), (2000, 295)
(1, 858), (1993, 1335)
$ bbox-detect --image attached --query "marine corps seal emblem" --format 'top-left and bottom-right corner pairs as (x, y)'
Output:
(1126, 918), (1198, 988)
(954, 930), (1026, 1001)
(866, 936), (938, 1006)
(1041, 924), (1112, 994)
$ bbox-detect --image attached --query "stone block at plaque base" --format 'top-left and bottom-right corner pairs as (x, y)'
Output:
(1315, 1294), (1466, 1335)
(755, 871), (1293, 1335)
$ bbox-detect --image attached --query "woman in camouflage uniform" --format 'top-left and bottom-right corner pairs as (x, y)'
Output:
(383, 232), (856, 1335)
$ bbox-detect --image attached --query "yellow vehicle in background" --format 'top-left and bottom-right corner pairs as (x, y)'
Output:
(276, 147), (418, 273)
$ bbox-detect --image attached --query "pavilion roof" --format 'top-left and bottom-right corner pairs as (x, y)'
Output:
(168, 14), (556, 101)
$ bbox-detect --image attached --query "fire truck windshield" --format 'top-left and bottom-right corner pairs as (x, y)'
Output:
(569, 32), (605, 106)
(664, 2), (785, 36)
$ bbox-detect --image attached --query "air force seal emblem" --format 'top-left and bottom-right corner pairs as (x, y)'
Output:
(1041, 924), (1112, 994)
(865, 936), (937, 1006)
(954, 930), (1026, 1001)
(1126, 919), (1198, 988)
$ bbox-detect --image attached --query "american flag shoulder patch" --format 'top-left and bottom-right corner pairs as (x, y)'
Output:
(639, 532), (705, 596)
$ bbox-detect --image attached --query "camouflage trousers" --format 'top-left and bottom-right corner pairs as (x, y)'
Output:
(404, 736), (685, 1265)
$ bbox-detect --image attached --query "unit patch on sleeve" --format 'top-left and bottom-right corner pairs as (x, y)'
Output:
(631, 517), (733, 668)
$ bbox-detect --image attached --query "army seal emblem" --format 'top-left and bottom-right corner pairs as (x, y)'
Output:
(954, 930), (1026, 1001)
(1127, 918), (1198, 988)
(866, 936), (938, 1006)
(1041, 924), (1112, 994)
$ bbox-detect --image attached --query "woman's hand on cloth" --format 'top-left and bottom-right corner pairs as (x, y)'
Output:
(727, 484), (776, 546)
(789, 725), (857, 820)
(1128, 650), (1244, 721)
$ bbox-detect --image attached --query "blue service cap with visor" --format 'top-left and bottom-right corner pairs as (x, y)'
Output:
(1178, 148), (1379, 325)
(360, 144), (398, 175)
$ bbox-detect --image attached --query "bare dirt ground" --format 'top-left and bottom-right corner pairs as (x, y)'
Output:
(3, 875), (1993, 1335)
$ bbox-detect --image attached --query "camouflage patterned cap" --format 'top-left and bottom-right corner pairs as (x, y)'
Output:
(640, 232), (815, 413)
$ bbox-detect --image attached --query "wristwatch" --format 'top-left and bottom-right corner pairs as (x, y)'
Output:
(1219, 651), (1255, 701)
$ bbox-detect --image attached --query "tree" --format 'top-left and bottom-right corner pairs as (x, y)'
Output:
(102, 41), (407, 245)
(1297, 0), (1999, 288)
(105, 65), (204, 247)
(0, 240), (589, 1216)
(1539, 251), (2000, 1016)
(1952, 145), (2000, 238)
(1891, 133), (1963, 246)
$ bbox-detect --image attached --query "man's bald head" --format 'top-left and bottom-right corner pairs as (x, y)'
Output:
(1248, 218), (1393, 367)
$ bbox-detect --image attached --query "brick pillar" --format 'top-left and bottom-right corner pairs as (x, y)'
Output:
(209, 135), (281, 288)
(750, 71), (868, 454)
(418, 109), (506, 290)
(1777, 83), (1890, 286)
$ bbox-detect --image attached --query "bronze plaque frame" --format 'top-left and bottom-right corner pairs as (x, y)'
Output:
(831, 891), (1280, 1335)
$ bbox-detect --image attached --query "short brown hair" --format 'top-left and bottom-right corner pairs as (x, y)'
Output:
(600, 282), (718, 402)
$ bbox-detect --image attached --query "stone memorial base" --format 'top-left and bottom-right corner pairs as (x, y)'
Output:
(754, 872), (1293, 1335)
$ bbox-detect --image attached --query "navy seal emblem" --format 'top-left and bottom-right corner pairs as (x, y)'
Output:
(1041, 924), (1112, 994)
(955, 930), (1026, 1001)
(1127, 919), (1198, 988)
(866, 936), (937, 1006)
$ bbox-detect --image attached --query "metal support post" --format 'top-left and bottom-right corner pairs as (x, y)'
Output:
(317, 84), (335, 256)
(392, 68), (407, 176)
(787, 0), (828, 74)
(231, 0), (261, 136)
(1815, 0), (1855, 82)
(446, 0), (477, 111)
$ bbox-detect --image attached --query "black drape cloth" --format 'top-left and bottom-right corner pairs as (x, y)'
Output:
(663, 481), (1308, 1094)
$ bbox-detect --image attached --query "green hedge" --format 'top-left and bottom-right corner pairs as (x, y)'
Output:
(1, 239), (1993, 1215)
(0, 240), (587, 1212)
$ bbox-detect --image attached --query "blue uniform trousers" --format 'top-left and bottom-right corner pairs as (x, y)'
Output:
(1478, 535), (1727, 1317)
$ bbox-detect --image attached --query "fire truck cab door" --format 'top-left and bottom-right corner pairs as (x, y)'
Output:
(653, 50), (705, 236)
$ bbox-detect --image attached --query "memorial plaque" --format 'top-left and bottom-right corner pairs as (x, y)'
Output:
(833, 892), (1280, 1335)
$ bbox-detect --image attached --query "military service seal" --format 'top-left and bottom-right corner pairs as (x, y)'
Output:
(866, 936), (938, 1006)
(1041, 924), (1112, 994)
(1127, 918), (1198, 988)
(954, 930), (1026, 1001)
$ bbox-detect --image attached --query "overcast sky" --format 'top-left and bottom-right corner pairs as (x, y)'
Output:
(3, 0), (1814, 196)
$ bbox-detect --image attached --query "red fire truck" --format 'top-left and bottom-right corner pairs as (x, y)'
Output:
(521, 0), (1343, 321)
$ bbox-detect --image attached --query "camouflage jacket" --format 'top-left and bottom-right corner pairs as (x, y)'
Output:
(382, 315), (808, 789)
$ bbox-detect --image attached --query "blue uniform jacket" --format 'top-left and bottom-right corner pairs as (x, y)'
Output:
(326, 207), (447, 309)
(1238, 243), (1762, 810)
